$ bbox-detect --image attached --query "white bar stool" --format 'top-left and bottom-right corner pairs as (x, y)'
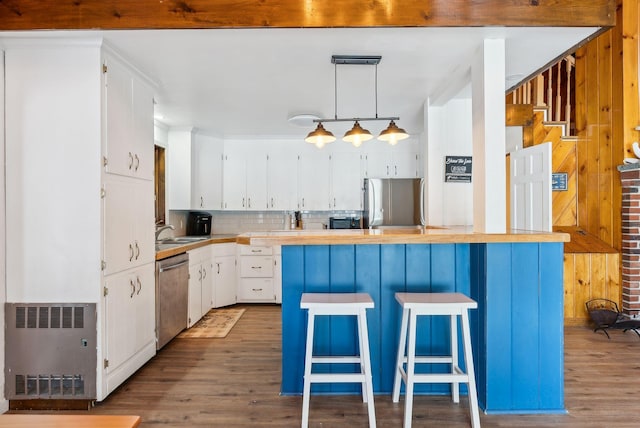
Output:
(300, 292), (376, 428)
(392, 292), (480, 428)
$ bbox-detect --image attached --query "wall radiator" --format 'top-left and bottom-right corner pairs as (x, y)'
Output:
(4, 303), (96, 400)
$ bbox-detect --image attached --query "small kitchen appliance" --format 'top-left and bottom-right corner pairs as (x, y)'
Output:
(329, 216), (361, 229)
(186, 211), (212, 236)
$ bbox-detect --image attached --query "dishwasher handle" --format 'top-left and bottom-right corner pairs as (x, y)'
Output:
(159, 259), (189, 272)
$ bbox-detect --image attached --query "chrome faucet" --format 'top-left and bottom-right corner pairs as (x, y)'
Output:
(155, 224), (175, 241)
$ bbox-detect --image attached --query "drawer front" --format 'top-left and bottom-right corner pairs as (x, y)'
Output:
(240, 256), (273, 277)
(239, 245), (273, 256)
(238, 278), (274, 301)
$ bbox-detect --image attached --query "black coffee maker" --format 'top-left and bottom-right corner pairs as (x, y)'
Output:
(186, 211), (212, 236)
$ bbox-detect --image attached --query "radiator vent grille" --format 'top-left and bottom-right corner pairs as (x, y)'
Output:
(5, 303), (96, 400)
(14, 374), (85, 397)
(14, 305), (84, 329)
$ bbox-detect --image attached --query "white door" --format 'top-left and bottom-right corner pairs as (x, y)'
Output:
(214, 255), (237, 307)
(510, 142), (552, 232)
(223, 152), (247, 210)
(298, 153), (331, 210)
(267, 150), (298, 210)
(246, 152), (269, 210)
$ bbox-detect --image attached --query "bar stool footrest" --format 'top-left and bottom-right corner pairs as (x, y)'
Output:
(308, 373), (366, 383)
(311, 356), (363, 364)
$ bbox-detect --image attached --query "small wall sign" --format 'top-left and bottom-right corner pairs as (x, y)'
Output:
(552, 173), (568, 191)
(445, 156), (472, 183)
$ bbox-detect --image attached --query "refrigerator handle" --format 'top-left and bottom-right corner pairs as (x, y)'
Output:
(419, 178), (426, 226)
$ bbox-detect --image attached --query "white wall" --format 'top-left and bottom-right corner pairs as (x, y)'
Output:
(425, 97), (474, 226)
(5, 44), (102, 303)
(0, 47), (8, 413)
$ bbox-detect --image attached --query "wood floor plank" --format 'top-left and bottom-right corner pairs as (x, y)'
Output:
(8, 304), (640, 427)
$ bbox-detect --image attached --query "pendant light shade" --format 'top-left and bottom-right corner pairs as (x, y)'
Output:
(305, 122), (336, 148)
(378, 120), (409, 146)
(343, 121), (373, 147)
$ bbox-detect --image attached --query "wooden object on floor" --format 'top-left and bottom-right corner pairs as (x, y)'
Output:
(0, 415), (141, 428)
(300, 293), (376, 428)
(178, 307), (246, 338)
(392, 292), (480, 428)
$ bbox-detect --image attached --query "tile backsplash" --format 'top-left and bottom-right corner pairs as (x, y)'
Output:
(167, 210), (362, 235)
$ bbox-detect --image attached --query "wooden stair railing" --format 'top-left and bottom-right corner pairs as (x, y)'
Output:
(508, 55), (576, 138)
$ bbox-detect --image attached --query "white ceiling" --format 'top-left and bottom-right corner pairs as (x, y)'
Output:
(6, 27), (601, 139)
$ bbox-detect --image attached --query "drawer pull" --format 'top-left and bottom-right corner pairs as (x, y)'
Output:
(252, 288), (263, 292)
(251, 266), (262, 269)
(251, 249), (261, 253)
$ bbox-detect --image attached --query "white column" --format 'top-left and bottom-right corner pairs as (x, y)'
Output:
(471, 39), (506, 233)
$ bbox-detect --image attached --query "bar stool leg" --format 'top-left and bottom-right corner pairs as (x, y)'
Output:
(450, 314), (460, 404)
(461, 310), (481, 428)
(357, 308), (377, 428)
(301, 310), (316, 428)
(392, 307), (409, 403)
(403, 310), (418, 428)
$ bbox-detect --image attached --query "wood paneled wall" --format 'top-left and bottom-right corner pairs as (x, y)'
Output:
(574, 9), (625, 251)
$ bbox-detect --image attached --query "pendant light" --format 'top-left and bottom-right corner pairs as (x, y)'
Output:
(378, 120), (409, 145)
(343, 121), (373, 147)
(306, 55), (409, 148)
(305, 122), (336, 148)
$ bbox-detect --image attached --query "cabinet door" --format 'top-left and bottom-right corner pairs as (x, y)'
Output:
(192, 136), (223, 210)
(103, 176), (135, 276)
(214, 254), (237, 308)
(132, 264), (156, 354)
(223, 153), (247, 210)
(298, 153), (331, 210)
(104, 57), (133, 178)
(131, 79), (154, 181)
(273, 252), (282, 304)
(267, 151), (298, 210)
(331, 152), (363, 210)
(393, 151), (419, 178)
(104, 176), (154, 275)
(105, 269), (142, 375)
(246, 152), (268, 210)
(200, 256), (214, 316)
(188, 262), (202, 327)
(364, 151), (391, 178)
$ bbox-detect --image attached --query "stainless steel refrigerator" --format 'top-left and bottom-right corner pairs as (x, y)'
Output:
(363, 178), (425, 228)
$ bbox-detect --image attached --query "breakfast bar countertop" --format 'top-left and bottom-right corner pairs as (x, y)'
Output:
(236, 226), (570, 246)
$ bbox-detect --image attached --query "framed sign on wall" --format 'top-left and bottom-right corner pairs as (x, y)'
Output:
(445, 156), (472, 183)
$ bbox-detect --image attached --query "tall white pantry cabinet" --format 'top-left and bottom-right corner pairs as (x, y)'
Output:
(4, 38), (156, 401)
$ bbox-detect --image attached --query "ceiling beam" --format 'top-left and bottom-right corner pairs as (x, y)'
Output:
(0, 0), (616, 31)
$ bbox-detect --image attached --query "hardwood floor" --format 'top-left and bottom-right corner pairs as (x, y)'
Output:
(11, 304), (640, 427)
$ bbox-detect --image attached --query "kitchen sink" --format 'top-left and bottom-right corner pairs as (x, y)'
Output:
(157, 236), (209, 245)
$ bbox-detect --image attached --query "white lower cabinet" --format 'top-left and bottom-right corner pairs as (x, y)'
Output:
(212, 243), (237, 307)
(103, 263), (156, 396)
(236, 245), (281, 303)
(187, 246), (213, 327)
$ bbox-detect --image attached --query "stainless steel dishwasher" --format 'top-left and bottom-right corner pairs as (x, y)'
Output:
(155, 252), (189, 349)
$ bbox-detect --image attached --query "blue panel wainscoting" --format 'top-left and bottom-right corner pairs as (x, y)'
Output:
(281, 242), (565, 414)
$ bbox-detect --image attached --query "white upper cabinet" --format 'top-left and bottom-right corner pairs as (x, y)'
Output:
(222, 152), (247, 210)
(267, 150), (298, 210)
(364, 149), (420, 178)
(166, 129), (193, 210)
(330, 152), (363, 210)
(103, 54), (154, 181)
(246, 153), (269, 210)
(192, 134), (223, 210)
(298, 151), (331, 210)
(223, 150), (268, 210)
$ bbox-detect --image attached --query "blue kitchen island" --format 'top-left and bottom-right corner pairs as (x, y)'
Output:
(238, 227), (569, 414)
